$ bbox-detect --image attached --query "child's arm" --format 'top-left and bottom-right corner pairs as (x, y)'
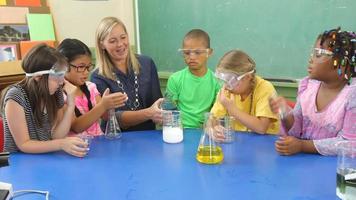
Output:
(5, 99), (87, 157)
(269, 96), (295, 132)
(275, 136), (317, 155)
(276, 99), (356, 156)
(70, 89), (127, 133)
(312, 101), (356, 156)
(52, 94), (75, 139)
(219, 89), (272, 134)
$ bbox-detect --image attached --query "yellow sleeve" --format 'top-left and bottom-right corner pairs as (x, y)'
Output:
(210, 95), (227, 118)
(254, 81), (278, 122)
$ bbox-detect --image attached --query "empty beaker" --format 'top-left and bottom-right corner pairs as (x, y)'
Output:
(336, 140), (356, 200)
(196, 113), (224, 164)
(161, 91), (177, 110)
(162, 110), (183, 143)
(104, 109), (122, 139)
(217, 116), (234, 143)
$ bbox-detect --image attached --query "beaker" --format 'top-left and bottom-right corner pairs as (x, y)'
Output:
(162, 110), (183, 143)
(104, 109), (122, 140)
(217, 116), (234, 143)
(196, 113), (224, 164)
(336, 140), (356, 200)
(161, 91), (177, 110)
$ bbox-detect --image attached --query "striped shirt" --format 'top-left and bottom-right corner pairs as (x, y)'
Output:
(2, 84), (64, 152)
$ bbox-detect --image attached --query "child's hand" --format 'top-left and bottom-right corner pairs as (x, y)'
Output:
(218, 86), (235, 110)
(63, 79), (77, 95)
(275, 136), (302, 155)
(61, 137), (89, 157)
(212, 125), (226, 142)
(63, 80), (77, 108)
(269, 95), (287, 114)
(100, 89), (128, 109)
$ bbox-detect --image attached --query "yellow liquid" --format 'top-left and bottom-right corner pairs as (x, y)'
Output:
(196, 146), (224, 164)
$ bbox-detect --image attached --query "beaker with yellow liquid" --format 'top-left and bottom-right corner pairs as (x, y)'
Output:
(196, 113), (224, 164)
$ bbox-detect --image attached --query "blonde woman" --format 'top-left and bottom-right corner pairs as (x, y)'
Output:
(91, 17), (163, 131)
(211, 49), (279, 135)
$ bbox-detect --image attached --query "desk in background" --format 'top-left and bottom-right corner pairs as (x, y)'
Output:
(0, 130), (337, 199)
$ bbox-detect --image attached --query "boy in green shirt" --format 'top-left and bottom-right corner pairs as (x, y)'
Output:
(166, 29), (220, 128)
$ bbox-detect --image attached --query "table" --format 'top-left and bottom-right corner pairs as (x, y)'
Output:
(0, 129), (338, 199)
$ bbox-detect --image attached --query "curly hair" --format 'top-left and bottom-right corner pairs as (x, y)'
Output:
(320, 27), (356, 84)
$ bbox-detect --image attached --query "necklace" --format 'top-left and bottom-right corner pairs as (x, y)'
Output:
(115, 72), (140, 111)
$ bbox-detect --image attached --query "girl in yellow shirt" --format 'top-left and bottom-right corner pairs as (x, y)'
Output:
(211, 49), (279, 135)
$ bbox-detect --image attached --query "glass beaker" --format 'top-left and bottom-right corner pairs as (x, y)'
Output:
(104, 109), (122, 140)
(161, 91), (177, 110)
(196, 113), (224, 164)
(337, 140), (356, 200)
(217, 116), (234, 143)
(162, 110), (183, 143)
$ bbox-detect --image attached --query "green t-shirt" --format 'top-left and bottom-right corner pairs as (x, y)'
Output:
(166, 67), (220, 128)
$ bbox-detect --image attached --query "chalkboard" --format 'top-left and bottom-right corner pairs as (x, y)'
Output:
(137, 0), (356, 80)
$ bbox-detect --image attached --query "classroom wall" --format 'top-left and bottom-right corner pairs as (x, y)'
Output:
(47, 0), (135, 47)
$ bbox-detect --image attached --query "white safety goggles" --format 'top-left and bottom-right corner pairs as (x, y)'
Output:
(215, 69), (255, 90)
(178, 48), (209, 57)
(26, 63), (67, 82)
(310, 48), (333, 64)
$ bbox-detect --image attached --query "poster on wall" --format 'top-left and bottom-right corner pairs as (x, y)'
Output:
(0, 43), (19, 62)
(0, 25), (30, 42)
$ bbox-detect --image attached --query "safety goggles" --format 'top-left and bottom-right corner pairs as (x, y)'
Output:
(310, 48), (333, 63)
(25, 63), (67, 82)
(215, 69), (255, 90)
(178, 48), (209, 57)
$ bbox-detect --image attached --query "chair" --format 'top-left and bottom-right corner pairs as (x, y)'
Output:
(286, 100), (296, 109)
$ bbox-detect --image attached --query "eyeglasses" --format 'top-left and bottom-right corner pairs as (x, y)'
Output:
(310, 48), (333, 63)
(26, 63), (67, 82)
(215, 69), (255, 90)
(178, 49), (209, 57)
(69, 63), (94, 73)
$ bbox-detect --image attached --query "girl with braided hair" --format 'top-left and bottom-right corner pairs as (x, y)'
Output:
(58, 38), (127, 136)
(270, 27), (356, 156)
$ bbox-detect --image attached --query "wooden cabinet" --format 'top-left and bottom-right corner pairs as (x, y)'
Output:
(0, 61), (25, 92)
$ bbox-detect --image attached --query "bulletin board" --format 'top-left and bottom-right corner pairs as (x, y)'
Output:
(0, 0), (56, 62)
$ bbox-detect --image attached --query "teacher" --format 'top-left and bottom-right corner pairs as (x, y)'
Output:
(91, 17), (163, 131)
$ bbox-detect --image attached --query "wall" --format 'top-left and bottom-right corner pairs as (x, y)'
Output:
(48, 0), (135, 47)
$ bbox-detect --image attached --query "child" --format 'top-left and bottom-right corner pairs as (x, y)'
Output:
(211, 49), (279, 135)
(0, 44), (88, 157)
(269, 27), (356, 156)
(166, 29), (220, 128)
(91, 17), (163, 131)
(57, 38), (127, 136)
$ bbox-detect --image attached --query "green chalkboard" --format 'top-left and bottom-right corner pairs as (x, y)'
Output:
(137, 0), (356, 80)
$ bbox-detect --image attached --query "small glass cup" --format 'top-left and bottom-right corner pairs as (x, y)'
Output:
(336, 140), (356, 200)
(217, 116), (234, 143)
(77, 133), (93, 149)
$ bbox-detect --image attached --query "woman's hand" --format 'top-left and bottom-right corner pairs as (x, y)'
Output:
(148, 98), (164, 124)
(100, 88), (128, 110)
(275, 136), (302, 155)
(61, 137), (89, 157)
